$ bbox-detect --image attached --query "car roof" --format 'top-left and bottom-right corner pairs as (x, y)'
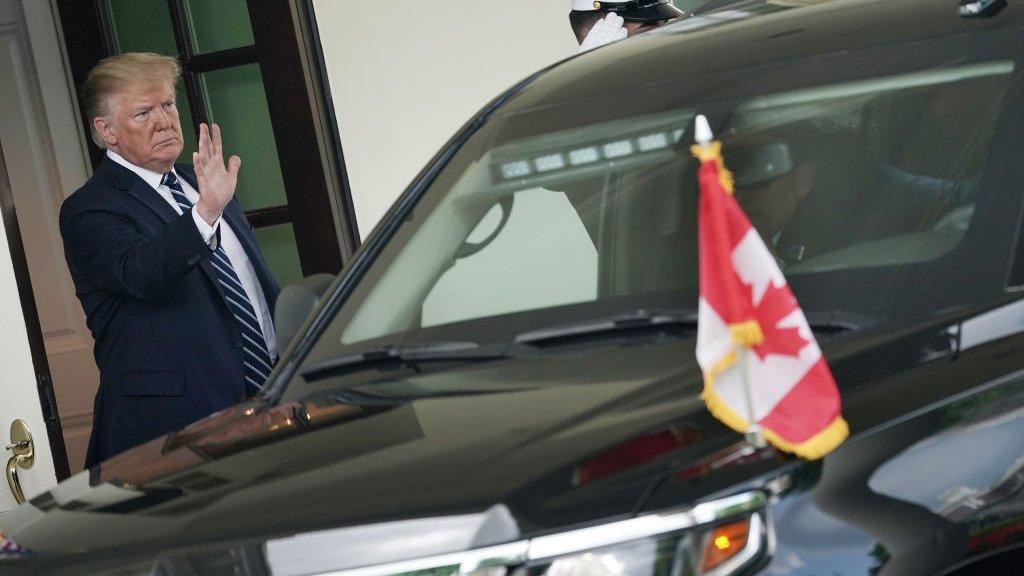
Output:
(500, 0), (1022, 118)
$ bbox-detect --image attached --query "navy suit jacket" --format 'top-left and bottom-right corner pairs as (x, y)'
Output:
(59, 157), (280, 468)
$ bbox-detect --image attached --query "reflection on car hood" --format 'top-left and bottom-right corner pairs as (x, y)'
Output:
(1, 311), (970, 574)
(7, 342), (713, 553)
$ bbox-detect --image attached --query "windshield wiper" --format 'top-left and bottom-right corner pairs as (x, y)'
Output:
(513, 309), (699, 348)
(302, 311), (859, 382)
(513, 308), (859, 349)
(310, 386), (511, 407)
(301, 341), (509, 382)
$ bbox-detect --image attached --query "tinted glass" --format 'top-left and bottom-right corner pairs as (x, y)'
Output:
(185, 0), (255, 54)
(333, 61), (1014, 347)
(106, 0), (176, 56)
(200, 64), (287, 210)
(420, 188), (599, 328)
(254, 224), (303, 287)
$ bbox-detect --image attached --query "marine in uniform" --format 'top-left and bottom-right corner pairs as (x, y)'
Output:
(570, 0), (684, 50)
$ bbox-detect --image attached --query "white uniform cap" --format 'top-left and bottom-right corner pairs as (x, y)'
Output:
(570, 0), (599, 10)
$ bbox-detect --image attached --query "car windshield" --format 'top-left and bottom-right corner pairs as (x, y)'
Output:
(287, 36), (1022, 398)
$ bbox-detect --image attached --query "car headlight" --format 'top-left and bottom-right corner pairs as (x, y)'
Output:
(85, 492), (768, 576)
(332, 491), (770, 576)
(531, 512), (765, 576)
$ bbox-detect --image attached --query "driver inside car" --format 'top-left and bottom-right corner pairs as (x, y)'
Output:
(729, 116), (982, 272)
(729, 136), (817, 268)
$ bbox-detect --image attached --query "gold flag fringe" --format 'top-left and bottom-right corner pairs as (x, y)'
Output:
(700, 348), (848, 460)
(690, 141), (735, 195)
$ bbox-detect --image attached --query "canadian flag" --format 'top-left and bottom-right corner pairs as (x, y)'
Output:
(691, 117), (847, 460)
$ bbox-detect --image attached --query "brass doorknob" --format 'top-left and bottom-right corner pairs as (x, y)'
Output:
(5, 420), (34, 505)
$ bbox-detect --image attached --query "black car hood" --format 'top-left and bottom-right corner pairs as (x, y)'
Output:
(1, 310), (966, 575)
(6, 340), (721, 551)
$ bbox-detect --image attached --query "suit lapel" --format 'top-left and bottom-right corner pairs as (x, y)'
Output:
(99, 159), (179, 224)
(100, 157), (221, 292)
(127, 182), (179, 223)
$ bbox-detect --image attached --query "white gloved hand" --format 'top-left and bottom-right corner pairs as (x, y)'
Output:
(578, 13), (628, 52)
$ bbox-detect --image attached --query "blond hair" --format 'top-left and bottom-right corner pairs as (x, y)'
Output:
(81, 52), (182, 148)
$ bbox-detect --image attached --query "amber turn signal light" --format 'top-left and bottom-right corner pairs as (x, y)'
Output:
(699, 518), (751, 572)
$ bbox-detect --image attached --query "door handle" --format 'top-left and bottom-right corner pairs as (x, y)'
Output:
(5, 420), (34, 505)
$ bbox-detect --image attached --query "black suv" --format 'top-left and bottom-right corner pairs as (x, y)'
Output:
(5, 0), (1024, 574)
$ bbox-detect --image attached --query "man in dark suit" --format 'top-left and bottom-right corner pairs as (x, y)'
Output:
(60, 52), (279, 468)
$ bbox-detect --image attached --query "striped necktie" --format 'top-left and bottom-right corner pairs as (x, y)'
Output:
(161, 172), (273, 395)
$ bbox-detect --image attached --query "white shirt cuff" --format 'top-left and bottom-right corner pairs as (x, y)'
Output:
(191, 207), (221, 244)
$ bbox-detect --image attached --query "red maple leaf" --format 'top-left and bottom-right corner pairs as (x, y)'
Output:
(750, 281), (808, 361)
(703, 258), (809, 361)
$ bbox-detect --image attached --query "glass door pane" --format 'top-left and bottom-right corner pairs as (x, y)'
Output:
(254, 224), (303, 286)
(185, 0), (255, 54)
(200, 64), (287, 210)
(107, 0), (175, 54)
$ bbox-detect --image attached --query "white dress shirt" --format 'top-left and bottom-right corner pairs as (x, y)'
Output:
(107, 150), (278, 360)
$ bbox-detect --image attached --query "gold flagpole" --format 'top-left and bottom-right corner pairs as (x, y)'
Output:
(695, 115), (766, 449)
(738, 346), (766, 448)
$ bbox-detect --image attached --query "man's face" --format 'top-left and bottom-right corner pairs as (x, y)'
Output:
(96, 81), (183, 173)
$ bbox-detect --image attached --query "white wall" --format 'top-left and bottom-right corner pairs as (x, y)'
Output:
(312, 1), (579, 238)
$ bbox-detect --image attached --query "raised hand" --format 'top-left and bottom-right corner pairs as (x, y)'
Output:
(193, 123), (241, 226)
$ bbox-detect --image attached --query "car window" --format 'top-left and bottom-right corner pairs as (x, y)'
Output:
(261, 53), (1014, 407)
(332, 60), (1015, 349)
(729, 62), (1011, 275)
(421, 187), (598, 328)
(337, 108), (702, 345)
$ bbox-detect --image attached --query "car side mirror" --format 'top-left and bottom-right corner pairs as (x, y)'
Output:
(274, 273), (335, 353)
